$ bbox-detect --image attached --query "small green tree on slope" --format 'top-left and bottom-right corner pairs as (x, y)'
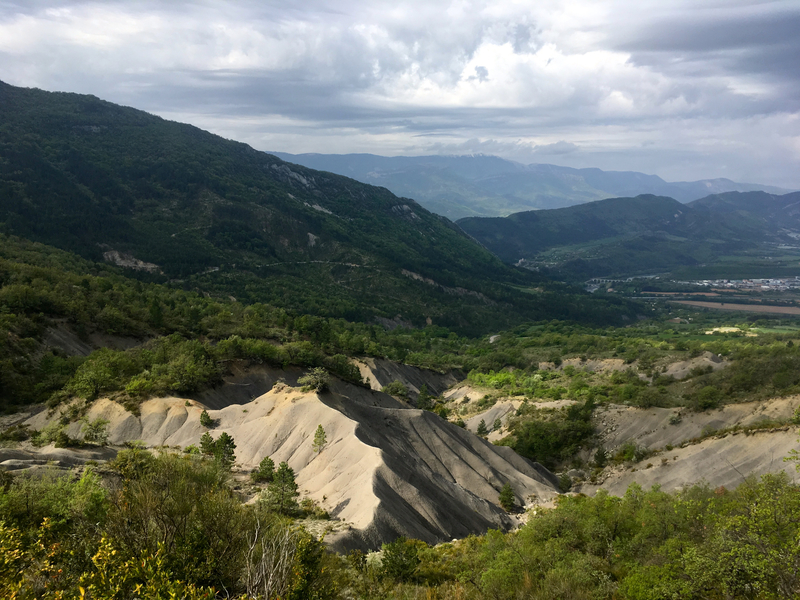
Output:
(251, 456), (275, 483)
(263, 461), (300, 515)
(499, 482), (516, 512)
(312, 424), (327, 453)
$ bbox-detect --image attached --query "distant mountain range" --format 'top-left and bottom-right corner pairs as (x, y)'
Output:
(458, 191), (800, 280)
(0, 81), (635, 333)
(270, 152), (794, 220)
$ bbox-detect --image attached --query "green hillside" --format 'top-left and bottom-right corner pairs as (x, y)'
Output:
(458, 192), (800, 279)
(273, 152), (794, 220)
(0, 81), (635, 333)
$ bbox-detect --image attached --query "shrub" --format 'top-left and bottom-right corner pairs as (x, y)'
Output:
(381, 380), (409, 398)
(381, 537), (422, 582)
(298, 367), (331, 393)
(312, 424), (327, 453)
(695, 386), (722, 411)
(199, 410), (213, 427)
(81, 417), (110, 446)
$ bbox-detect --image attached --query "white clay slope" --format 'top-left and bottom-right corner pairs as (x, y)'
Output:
(26, 377), (558, 551)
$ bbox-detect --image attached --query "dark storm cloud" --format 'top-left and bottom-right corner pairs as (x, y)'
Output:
(620, 8), (800, 106)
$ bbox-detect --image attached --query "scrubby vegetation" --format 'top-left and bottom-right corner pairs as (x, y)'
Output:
(0, 453), (337, 599)
(5, 453), (796, 599)
(3, 80), (800, 600)
(359, 472), (800, 599)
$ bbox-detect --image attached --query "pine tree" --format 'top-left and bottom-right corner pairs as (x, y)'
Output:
(492, 418), (502, 431)
(251, 456), (275, 483)
(499, 482), (515, 512)
(214, 431), (236, 469)
(263, 461), (300, 515)
(312, 424), (327, 453)
(199, 410), (213, 428)
(416, 384), (433, 410)
(199, 431), (215, 456)
(477, 419), (488, 437)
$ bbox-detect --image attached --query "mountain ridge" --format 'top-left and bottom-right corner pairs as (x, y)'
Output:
(458, 191), (800, 279)
(0, 80), (635, 332)
(270, 151), (794, 220)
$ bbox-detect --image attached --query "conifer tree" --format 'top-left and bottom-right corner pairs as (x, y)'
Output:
(312, 424), (327, 453)
(499, 482), (515, 512)
(251, 456), (275, 483)
(263, 461), (300, 515)
(200, 431), (215, 456)
(214, 431), (236, 469)
(477, 419), (488, 437)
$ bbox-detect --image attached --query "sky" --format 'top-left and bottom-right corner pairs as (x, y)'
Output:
(1, 0), (799, 188)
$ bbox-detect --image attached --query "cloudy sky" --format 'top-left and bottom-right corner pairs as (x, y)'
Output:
(1, 0), (798, 187)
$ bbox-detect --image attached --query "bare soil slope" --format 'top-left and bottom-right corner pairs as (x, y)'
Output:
(22, 375), (558, 551)
(581, 396), (800, 495)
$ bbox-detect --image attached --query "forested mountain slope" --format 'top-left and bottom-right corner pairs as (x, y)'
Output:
(0, 81), (633, 333)
(272, 151), (793, 219)
(458, 192), (800, 279)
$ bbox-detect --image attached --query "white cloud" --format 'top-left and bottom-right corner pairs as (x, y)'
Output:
(0, 0), (797, 188)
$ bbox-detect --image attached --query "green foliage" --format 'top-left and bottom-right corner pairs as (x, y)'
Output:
(213, 432), (237, 469)
(251, 456), (276, 483)
(199, 431), (215, 456)
(373, 474), (800, 599)
(498, 483), (516, 512)
(108, 444), (156, 480)
(199, 409), (213, 427)
(476, 419), (488, 437)
(262, 461), (300, 516)
(593, 446), (608, 468)
(381, 537), (422, 583)
(312, 424), (327, 454)
(196, 431), (236, 469)
(500, 398), (596, 469)
(416, 384), (433, 410)
(613, 442), (650, 464)
(381, 380), (409, 398)
(694, 385), (722, 411)
(298, 367), (331, 393)
(0, 82), (639, 344)
(0, 446), (342, 599)
(80, 417), (110, 446)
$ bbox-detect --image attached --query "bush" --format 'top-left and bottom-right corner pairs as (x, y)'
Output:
(695, 386), (722, 411)
(200, 410), (213, 427)
(298, 367), (331, 393)
(81, 417), (110, 446)
(381, 537), (422, 582)
(381, 380), (409, 398)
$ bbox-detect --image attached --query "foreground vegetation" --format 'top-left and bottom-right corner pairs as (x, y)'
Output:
(2, 451), (798, 599)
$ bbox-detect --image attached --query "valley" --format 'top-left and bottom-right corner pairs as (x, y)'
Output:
(271, 152), (792, 220)
(1, 80), (799, 599)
